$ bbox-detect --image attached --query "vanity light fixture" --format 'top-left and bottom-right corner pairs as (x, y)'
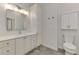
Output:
(4, 4), (15, 10)
(18, 9), (29, 15)
(4, 4), (29, 16)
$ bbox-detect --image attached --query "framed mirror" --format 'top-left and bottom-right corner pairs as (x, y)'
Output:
(6, 8), (27, 31)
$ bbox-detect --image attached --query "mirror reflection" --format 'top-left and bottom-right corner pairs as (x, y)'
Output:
(5, 4), (28, 31)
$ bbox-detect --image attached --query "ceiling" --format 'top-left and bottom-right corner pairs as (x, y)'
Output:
(11, 3), (34, 10)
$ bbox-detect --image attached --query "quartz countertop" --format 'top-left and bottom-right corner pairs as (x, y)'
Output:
(0, 32), (37, 41)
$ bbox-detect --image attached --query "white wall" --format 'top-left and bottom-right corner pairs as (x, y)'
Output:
(29, 4), (42, 46)
(0, 4), (6, 34)
(62, 3), (79, 13)
(56, 4), (63, 49)
(36, 4), (42, 46)
(30, 4), (37, 33)
(0, 4), (17, 36)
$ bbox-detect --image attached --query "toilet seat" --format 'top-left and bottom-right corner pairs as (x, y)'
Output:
(63, 42), (76, 53)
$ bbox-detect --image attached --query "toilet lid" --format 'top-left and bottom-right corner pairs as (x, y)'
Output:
(64, 42), (76, 50)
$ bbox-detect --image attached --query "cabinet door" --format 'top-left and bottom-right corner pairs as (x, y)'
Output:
(31, 35), (37, 49)
(42, 4), (58, 50)
(24, 36), (32, 54)
(62, 14), (70, 29)
(0, 49), (2, 55)
(62, 13), (78, 29)
(16, 38), (24, 55)
(69, 13), (78, 29)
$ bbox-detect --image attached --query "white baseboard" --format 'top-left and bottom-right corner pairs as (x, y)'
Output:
(42, 44), (58, 51)
(58, 46), (64, 50)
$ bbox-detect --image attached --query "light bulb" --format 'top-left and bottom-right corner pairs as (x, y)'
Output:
(14, 7), (18, 12)
(19, 9), (29, 15)
(23, 10), (29, 15)
(4, 4), (14, 10)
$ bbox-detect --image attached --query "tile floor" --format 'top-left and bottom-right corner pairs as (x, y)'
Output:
(27, 45), (65, 55)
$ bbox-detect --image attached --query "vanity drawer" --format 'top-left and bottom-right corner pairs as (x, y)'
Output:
(0, 39), (15, 48)
(3, 39), (15, 47)
(0, 42), (4, 48)
(1, 46), (15, 55)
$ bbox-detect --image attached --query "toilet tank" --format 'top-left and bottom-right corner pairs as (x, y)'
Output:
(64, 33), (74, 43)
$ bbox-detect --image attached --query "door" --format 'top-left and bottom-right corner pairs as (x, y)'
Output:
(42, 4), (58, 50)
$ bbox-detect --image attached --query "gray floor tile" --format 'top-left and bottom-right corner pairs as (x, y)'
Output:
(27, 46), (65, 55)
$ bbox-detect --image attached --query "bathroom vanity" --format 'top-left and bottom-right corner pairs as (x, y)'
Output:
(0, 33), (39, 55)
(0, 4), (42, 55)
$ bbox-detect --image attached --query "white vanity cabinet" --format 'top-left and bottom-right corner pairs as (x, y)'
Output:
(0, 39), (15, 55)
(31, 34), (37, 49)
(24, 36), (32, 53)
(16, 38), (25, 55)
(24, 34), (37, 54)
(0, 33), (38, 55)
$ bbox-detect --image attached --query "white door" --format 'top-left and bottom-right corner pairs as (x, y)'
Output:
(16, 38), (24, 55)
(42, 4), (58, 50)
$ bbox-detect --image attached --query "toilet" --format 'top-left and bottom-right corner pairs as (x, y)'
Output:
(63, 33), (77, 55)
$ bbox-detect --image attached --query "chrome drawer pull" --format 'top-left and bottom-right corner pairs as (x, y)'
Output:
(6, 43), (9, 45)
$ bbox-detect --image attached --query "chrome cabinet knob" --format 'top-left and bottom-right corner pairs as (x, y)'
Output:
(6, 43), (9, 45)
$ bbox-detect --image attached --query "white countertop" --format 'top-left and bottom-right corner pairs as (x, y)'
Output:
(0, 32), (37, 41)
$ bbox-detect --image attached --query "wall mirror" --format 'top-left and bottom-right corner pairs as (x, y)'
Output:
(5, 4), (28, 31)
